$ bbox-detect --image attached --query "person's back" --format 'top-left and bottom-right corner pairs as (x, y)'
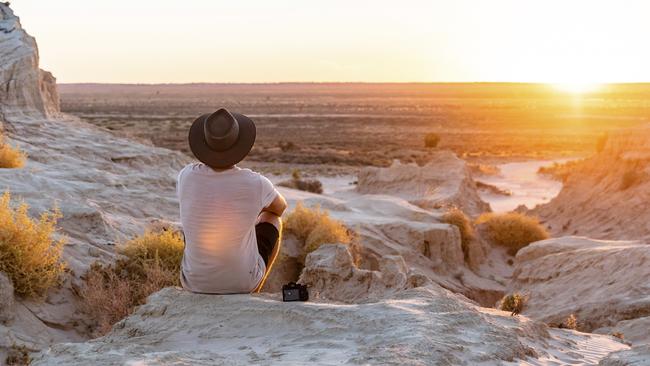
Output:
(177, 109), (286, 294)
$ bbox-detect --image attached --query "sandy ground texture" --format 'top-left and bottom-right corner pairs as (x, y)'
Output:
(508, 237), (650, 338)
(2, 3), (649, 364)
(531, 126), (650, 241)
(32, 285), (629, 366)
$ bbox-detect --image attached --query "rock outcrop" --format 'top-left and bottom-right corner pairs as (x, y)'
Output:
(357, 151), (490, 217)
(508, 237), (650, 337)
(531, 126), (650, 241)
(0, 3), (59, 118)
(32, 285), (628, 365)
(0, 2), (191, 357)
(298, 244), (419, 302)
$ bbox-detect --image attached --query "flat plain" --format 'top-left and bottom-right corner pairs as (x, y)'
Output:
(59, 83), (650, 174)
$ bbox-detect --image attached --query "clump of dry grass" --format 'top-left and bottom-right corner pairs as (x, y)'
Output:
(277, 170), (323, 194)
(5, 344), (31, 366)
(499, 293), (527, 316)
(0, 192), (66, 298)
(596, 133), (609, 153)
(611, 332), (625, 340)
(284, 202), (354, 262)
(0, 136), (26, 169)
(79, 229), (183, 336)
(563, 314), (578, 330)
(621, 170), (642, 190)
(424, 133), (441, 148)
(442, 208), (475, 261)
(477, 212), (549, 255)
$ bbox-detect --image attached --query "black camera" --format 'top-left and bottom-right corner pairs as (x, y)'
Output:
(282, 282), (309, 302)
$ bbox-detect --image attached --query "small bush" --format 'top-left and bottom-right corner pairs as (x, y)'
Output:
(500, 293), (527, 315)
(477, 212), (549, 255)
(442, 208), (475, 261)
(596, 133), (608, 153)
(424, 133), (441, 148)
(79, 229), (183, 336)
(5, 344), (31, 366)
(0, 136), (26, 169)
(621, 170), (642, 190)
(278, 170), (323, 194)
(563, 314), (578, 330)
(0, 192), (66, 298)
(284, 202), (353, 261)
(611, 332), (624, 340)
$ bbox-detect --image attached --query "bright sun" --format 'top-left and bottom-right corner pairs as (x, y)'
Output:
(551, 82), (602, 94)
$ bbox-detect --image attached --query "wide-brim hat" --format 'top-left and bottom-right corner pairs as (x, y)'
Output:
(188, 108), (256, 168)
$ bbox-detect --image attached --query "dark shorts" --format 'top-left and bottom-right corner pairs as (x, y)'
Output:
(255, 222), (279, 266)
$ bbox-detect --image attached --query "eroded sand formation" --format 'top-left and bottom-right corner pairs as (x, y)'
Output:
(1, 3), (649, 364)
(532, 128), (650, 241)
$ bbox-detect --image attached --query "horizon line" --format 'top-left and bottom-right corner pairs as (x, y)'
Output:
(58, 81), (650, 86)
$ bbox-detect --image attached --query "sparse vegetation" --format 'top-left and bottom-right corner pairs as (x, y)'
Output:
(79, 229), (183, 336)
(499, 293), (527, 316)
(620, 169), (642, 190)
(596, 133), (609, 153)
(477, 212), (549, 255)
(0, 135), (26, 169)
(284, 202), (354, 262)
(278, 169), (323, 194)
(5, 344), (31, 366)
(0, 192), (66, 298)
(611, 332), (625, 340)
(424, 133), (441, 148)
(442, 208), (475, 261)
(563, 314), (578, 330)
(537, 159), (584, 182)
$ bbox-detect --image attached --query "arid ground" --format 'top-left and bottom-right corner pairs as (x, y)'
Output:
(59, 83), (650, 174)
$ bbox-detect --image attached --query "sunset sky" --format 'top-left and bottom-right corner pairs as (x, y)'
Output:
(12, 0), (650, 84)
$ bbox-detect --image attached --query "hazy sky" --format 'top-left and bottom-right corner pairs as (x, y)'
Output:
(11, 0), (650, 83)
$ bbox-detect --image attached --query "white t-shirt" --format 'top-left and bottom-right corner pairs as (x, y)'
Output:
(176, 163), (279, 294)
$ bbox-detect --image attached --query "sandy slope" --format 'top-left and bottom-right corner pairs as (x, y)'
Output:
(531, 126), (650, 241)
(509, 237), (650, 336)
(32, 285), (628, 366)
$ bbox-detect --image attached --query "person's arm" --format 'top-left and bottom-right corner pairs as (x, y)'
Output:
(261, 193), (287, 217)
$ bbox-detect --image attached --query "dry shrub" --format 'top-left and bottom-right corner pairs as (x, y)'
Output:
(284, 202), (353, 262)
(621, 170), (642, 190)
(563, 314), (578, 330)
(0, 136), (26, 169)
(499, 293), (527, 315)
(596, 133), (609, 153)
(611, 332), (625, 340)
(0, 192), (66, 298)
(79, 230), (183, 336)
(5, 344), (31, 366)
(424, 133), (441, 148)
(278, 169), (323, 194)
(442, 208), (475, 261)
(477, 212), (549, 255)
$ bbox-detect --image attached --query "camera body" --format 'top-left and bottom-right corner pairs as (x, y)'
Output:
(282, 282), (309, 302)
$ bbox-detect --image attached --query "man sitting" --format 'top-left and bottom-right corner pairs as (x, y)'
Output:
(177, 108), (286, 293)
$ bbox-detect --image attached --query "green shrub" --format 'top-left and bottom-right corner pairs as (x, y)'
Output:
(477, 212), (549, 255)
(424, 133), (441, 148)
(499, 293), (527, 315)
(442, 208), (475, 261)
(79, 229), (184, 336)
(0, 192), (66, 298)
